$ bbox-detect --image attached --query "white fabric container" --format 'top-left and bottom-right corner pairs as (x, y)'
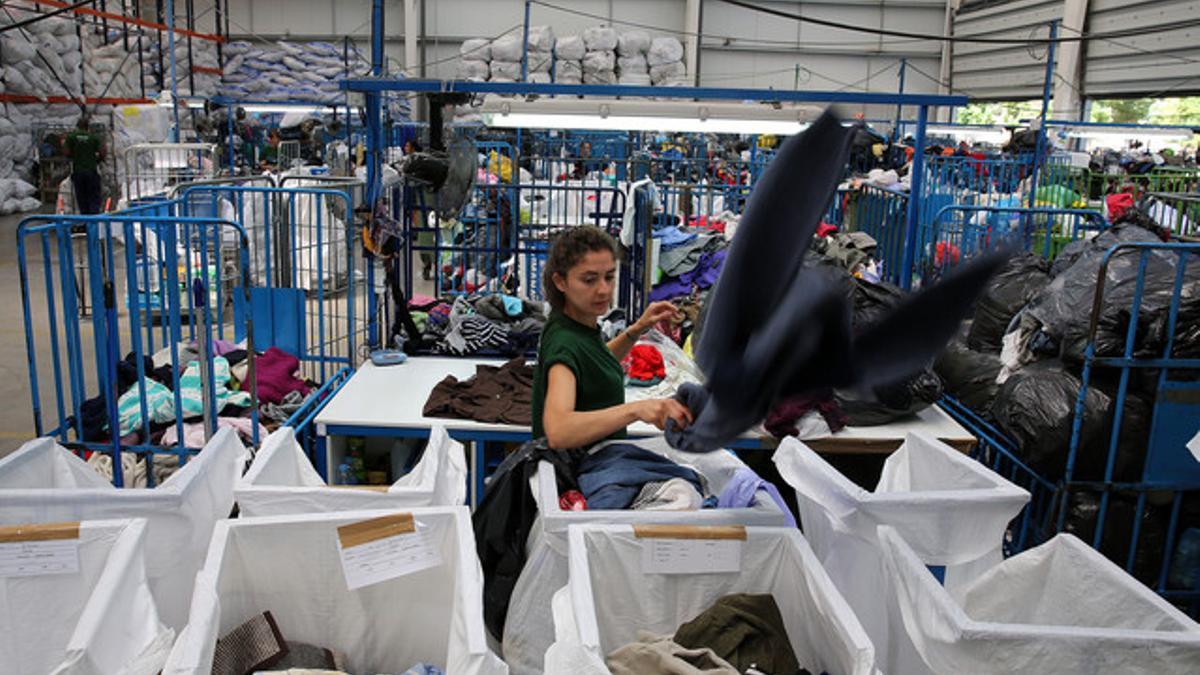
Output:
(616, 31), (651, 56)
(544, 523), (877, 675)
(460, 38), (491, 62)
(237, 425), (467, 516)
(773, 431), (1030, 675)
(554, 35), (586, 61)
(647, 37), (685, 66)
(582, 26), (618, 52)
(0, 518), (175, 675)
(879, 527), (1200, 674)
(502, 436), (791, 675)
(162, 507), (507, 674)
(0, 428), (248, 631)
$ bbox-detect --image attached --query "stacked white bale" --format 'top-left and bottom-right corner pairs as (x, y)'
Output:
(582, 25), (617, 85)
(648, 36), (687, 86)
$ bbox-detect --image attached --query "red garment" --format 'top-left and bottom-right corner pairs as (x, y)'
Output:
(1107, 193), (1135, 223)
(241, 346), (310, 404)
(935, 241), (961, 268)
(689, 215), (727, 234)
(622, 344), (666, 382)
(816, 222), (839, 238)
(559, 490), (587, 511)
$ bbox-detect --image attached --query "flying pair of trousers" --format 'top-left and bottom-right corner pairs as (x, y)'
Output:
(665, 109), (1008, 453)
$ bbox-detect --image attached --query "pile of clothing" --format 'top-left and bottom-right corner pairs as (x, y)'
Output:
(210, 610), (443, 675)
(423, 357), (534, 425)
(622, 344), (666, 387)
(70, 341), (316, 452)
(606, 594), (816, 675)
(569, 443), (793, 517)
(409, 293), (548, 357)
(649, 224), (729, 304)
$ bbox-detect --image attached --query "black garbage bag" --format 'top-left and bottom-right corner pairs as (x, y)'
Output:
(1029, 224), (1200, 364)
(990, 362), (1149, 481)
(935, 338), (1003, 413)
(1143, 297), (1200, 359)
(1057, 489), (1170, 586)
(836, 370), (944, 426)
(832, 275), (944, 424)
(967, 254), (1052, 353)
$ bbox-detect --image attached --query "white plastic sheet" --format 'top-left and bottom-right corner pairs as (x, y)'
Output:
(583, 26), (618, 52)
(0, 429), (248, 630)
(879, 527), (1200, 674)
(502, 436), (791, 675)
(773, 431), (1030, 675)
(163, 507), (507, 675)
(0, 518), (174, 675)
(617, 31), (651, 56)
(460, 38), (492, 61)
(237, 425), (468, 516)
(545, 524), (876, 675)
(647, 37), (685, 66)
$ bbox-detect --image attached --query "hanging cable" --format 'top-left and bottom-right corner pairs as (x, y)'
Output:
(529, 0), (934, 48)
(714, 0), (1200, 45)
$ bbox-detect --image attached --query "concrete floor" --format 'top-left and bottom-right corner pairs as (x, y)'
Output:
(0, 210), (57, 455)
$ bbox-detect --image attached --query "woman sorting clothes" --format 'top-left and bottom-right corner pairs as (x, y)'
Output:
(532, 226), (693, 449)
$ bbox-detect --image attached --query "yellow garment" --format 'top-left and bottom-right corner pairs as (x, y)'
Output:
(683, 334), (694, 358)
(488, 151), (513, 182)
(871, 143), (885, 158)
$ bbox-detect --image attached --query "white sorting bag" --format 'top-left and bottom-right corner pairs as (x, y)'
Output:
(879, 526), (1200, 674)
(0, 428), (248, 630)
(0, 518), (174, 675)
(163, 506), (507, 674)
(544, 523), (877, 675)
(236, 425), (467, 516)
(502, 436), (791, 675)
(773, 431), (1030, 674)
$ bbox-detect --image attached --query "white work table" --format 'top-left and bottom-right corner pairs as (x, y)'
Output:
(315, 357), (977, 503)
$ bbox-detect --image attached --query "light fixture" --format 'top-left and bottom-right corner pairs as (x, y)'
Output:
(923, 125), (1009, 142)
(242, 104), (338, 114)
(478, 96), (819, 135)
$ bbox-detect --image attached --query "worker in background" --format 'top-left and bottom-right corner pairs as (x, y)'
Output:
(532, 226), (691, 449)
(64, 114), (105, 214)
(403, 140), (437, 281)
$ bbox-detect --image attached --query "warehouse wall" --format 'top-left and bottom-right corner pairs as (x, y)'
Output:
(225, 0), (949, 121)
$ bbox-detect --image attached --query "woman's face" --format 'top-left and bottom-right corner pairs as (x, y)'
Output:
(554, 249), (616, 318)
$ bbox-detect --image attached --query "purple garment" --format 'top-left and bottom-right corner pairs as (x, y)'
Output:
(717, 467), (796, 527)
(212, 339), (241, 356)
(648, 249), (728, 302)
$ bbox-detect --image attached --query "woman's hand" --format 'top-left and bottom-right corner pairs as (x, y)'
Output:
(631, 300), (679, 336)
(633, 398), (694, 431)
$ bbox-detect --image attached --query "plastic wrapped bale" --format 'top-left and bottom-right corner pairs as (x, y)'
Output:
(647, 36), (685, 66)
(988, 361), (1149, 482)
(528, 72), (552, 84)
(526, 51), (553, 74)
(617, 31), (651, 56)
(501, 437), (791, 675)
(162, 507), (507, 674)
(555, 61), (583, 84)
(967, 253), (1052, 353)
(650, 60), (687, 84)
(774, 432), (1030, 675)
(582, 26), (618, 52)
(491, 34), (524, 62)
(879, 527), (1200, 674)
(457, 59), (490, 81)
(236, 426), (468, 517)
(490, 60), (522, 81)
(582, 50), (615, 74)
(935, 338), (1004, 413)
(460, 38), (491, 62)
(617, 72), (651, 86)
(617, 54), (649, 74)
(583, 69), (616, 85)
(526, 25), (556, 53)
(0, 518), (175, 675)
(544, 524), (877, 675)
(554, 34), (586, 61)
(0, 428), (248, 631)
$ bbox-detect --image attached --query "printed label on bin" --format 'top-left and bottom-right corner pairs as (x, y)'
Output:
(635, 525), (745, 575)
(0, 522), (81, 578)
(336, 513), (441, 590)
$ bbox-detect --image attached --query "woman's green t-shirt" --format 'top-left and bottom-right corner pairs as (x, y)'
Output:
(531, 311), (626, 441)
